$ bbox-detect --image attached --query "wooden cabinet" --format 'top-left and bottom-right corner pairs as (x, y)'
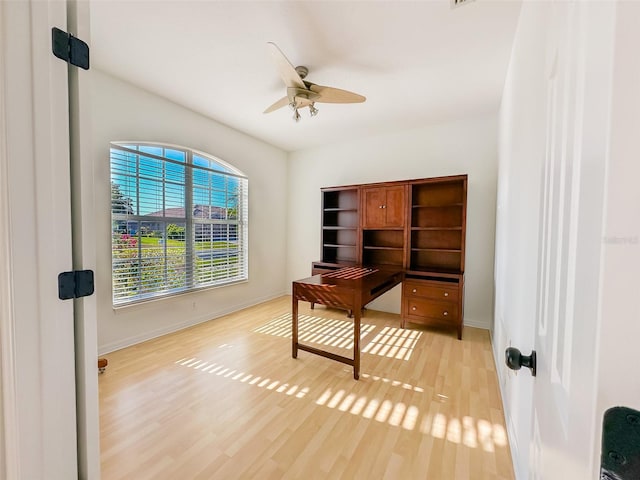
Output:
(401, 276), (464, 339)
(362, 185), (406, 228)
(402, 177), (466, 338)
(316, 175), (467, 339)
(361, 184), (406, 268)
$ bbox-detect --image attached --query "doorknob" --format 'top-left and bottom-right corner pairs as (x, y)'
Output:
(505, 347), (537, 376)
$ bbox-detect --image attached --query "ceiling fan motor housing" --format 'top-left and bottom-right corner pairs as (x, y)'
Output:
(295, 66), (308, 79)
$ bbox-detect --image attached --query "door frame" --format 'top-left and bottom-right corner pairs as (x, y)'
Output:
(0, 2), (19, 477)
(0, 1), (98, 478)
(67, 0), (101, 477)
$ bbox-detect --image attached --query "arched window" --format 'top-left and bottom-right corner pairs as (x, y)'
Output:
(110, 142), (248, 306)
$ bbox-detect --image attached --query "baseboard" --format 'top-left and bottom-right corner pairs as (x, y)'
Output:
(98, 291), (286, 355)
(489, 328), (523, 480)
(463, 317), (491, 330)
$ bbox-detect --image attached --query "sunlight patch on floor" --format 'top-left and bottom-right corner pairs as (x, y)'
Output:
(253, 313), (375, 348)
(173, 357), (309, 398)
(174, 355), (507, 452)
(361, 326), (422, 360)
(255, 314), (419, 360)
(424, 412), (507, 450)
(359, 373), (425, 392)
(315, 384), (507, 451)
(299, 315), (376, 349)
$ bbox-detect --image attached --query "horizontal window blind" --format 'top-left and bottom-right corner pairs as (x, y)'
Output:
(111, 142), (248, 306)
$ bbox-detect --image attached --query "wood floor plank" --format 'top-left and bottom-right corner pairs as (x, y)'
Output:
(100, 296), (514, 479)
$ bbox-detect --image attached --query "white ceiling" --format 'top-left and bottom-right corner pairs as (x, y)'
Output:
(90, 0), (522, 152)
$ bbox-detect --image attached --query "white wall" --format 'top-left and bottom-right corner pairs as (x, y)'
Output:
(92, 71), (289, 354)
(287, 114), (499, 329)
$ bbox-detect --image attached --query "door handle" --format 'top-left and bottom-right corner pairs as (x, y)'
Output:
(505, 347), (537, 376)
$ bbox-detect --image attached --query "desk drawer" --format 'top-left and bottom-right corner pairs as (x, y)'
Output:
(404, 279), (459, 302)
(405, 298), (458, 323)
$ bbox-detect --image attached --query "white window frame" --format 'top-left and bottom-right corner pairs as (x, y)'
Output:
(110, 142), (248, 306)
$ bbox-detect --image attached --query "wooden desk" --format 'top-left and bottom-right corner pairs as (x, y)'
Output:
(292, 266), (403, 379)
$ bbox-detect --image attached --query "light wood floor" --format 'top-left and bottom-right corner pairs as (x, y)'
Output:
(99, 296), (514, 479)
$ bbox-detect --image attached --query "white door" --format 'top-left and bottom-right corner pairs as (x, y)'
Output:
(0, 0), (95, 478)
(529, 2), (615, 478)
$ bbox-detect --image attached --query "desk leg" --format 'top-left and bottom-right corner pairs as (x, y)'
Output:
(353, 304), (361, 380)
(292, 294), (298, 359)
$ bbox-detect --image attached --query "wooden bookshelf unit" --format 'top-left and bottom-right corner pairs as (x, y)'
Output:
(321, 187), (360, 265)
(314, 175), (467, 339)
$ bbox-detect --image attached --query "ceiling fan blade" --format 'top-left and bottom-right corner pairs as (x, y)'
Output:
(309, 84), (366, 104)
(267, 42), (306, 90)
(263, 96), (290, 114)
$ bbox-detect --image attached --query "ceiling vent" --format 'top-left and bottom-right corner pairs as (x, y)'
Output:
(451, 0), (476, 8)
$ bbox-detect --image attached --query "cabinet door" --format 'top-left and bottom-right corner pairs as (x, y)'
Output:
(384, 186), (406, 227)
(362, 186), (406, 228)
(363, 187), (387, 227)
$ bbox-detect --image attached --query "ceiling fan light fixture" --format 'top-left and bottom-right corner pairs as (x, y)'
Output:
(264, 42), (366, 119)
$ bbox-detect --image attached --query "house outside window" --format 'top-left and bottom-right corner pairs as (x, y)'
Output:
(110, 142), (248, 306)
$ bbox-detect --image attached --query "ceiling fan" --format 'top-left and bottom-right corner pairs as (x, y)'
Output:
(264, 42), (366, 122)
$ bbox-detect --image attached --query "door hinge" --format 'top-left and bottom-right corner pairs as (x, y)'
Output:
(52, 27), (90, 70)
(58, 270), (94, 300)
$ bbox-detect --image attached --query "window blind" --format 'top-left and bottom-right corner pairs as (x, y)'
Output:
(110, 143), (248, 305)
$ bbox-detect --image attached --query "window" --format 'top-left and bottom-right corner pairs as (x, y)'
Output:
(110, 142), (248, 306)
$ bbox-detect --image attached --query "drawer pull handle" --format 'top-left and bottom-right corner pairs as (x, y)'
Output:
(443, 311), (448, 316)
(412, 288), (417, 293)
(444, 292), (448, 297)
(412, 306), (416, 311)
